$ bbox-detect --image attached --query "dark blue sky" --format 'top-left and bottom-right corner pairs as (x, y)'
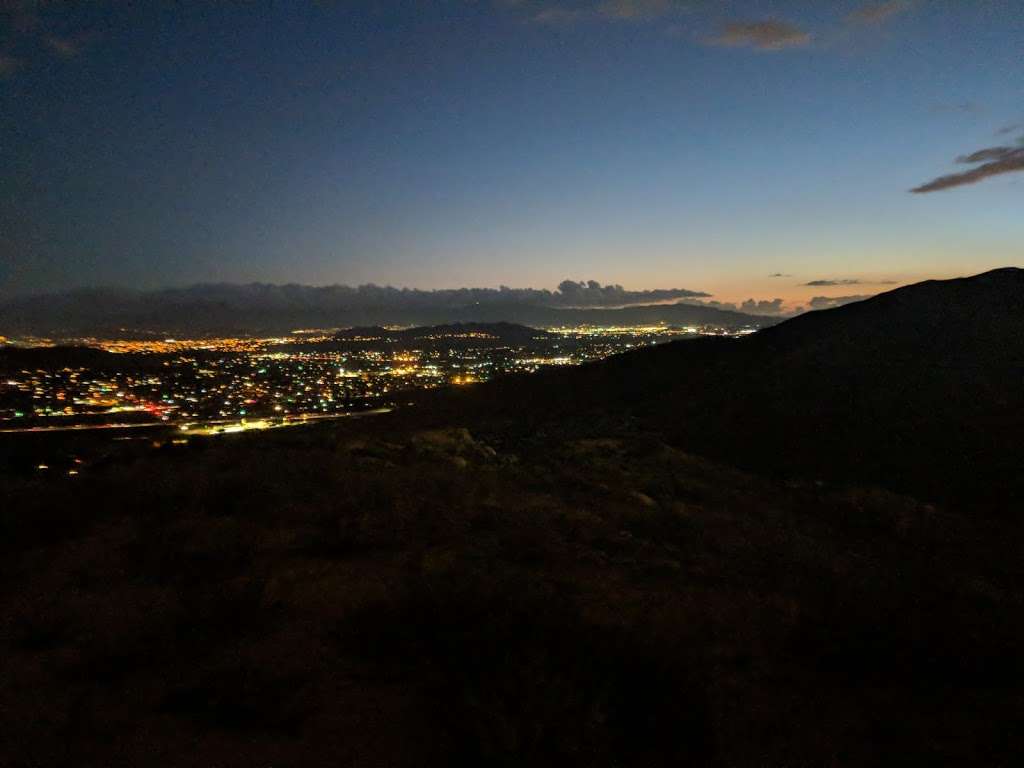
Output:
(2, 1), (1021, 308)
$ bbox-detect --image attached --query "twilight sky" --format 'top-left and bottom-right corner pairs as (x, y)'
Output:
(1, 0), (1021, 310)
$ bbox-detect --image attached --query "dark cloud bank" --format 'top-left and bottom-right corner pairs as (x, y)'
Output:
(1, 281), (790, 337)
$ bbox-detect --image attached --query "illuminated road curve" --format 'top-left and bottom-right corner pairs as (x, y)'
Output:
(178, 408), (393, 436)
(0, 408), (393, 435)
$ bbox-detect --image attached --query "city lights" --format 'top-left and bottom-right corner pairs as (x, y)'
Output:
(0, 323), (755, 439)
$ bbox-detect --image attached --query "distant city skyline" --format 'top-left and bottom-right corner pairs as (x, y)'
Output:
(2, 1), (1021, 309)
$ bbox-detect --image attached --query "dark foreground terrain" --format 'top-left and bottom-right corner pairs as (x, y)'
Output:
(2, 270), (1022, 766)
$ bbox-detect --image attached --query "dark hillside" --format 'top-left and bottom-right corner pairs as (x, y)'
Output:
(2, 416), (1022, 765)
(643, 268), (1024, 509)
(418, 269), (1024, 509)
(752, 267), (1024, 363)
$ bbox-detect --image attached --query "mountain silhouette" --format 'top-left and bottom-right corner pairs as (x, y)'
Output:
(439, 268), (1024, 509)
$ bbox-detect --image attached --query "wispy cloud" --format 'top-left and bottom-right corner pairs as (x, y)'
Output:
(598, 0), (671, 20)
(45, 32), (95, 58)
(0, 3), (100, 74)
(707, 20), (811, 51)
(520, 3), (915, 52)
(0, 54), (22, 77)
(847, 1), (911, 26)
(958, 147), (1022, 163)
(911, 145), (1024, 193)
(527, 0), (682, 26)
(931, 101), (984, 115)
(0, 0), (40, 33)
(531, 6), (588, 25)
(803, 279), (862, 286)
(802, 278), (898, 286)
(768, 272), (791, 278)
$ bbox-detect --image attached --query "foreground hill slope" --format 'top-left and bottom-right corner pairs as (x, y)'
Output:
(3, 417), (1022, 766)
(432, 268), (1024, 509)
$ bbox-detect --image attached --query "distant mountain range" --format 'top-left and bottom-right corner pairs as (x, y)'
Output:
(435, 267), (1024, 509)
(0, 282), (766, 337)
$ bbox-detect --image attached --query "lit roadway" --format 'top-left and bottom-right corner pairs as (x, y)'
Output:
(0, 408), (393, 435)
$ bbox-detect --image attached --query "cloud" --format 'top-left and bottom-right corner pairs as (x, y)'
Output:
(702, 299), (738, 312)
(911, 145), (1024, 193)
(708, 20), (811, 51)
(598, 0), (671, 21)
(768, 272), (791, 278)
(930, 102), (984, 115)
(0, 0), (40, 33)
(554, 279), (708, 306)
(522, 3), (909, 51)
(702, 297), (789, 316)
(847, 1), (911, 26)
(527, 0), (680, 26)
(956, 147), (1021, 164)
(0, 54), (22, 77)
(0, 281), (720, 333)
(996, 123), (1021, 136)
(45, 33), (91, 58)
(741, 297), (786, 315)
(808, 295), (872, 310)
(531, 6), (588, 25)
(1, 4), (99, 66)
(803, 278), (898, 286)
